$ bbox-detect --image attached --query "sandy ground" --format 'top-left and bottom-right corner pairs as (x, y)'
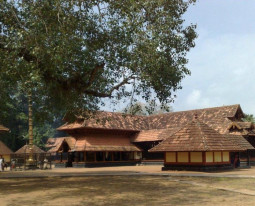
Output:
(1, 165), (255, 178)
(1, 176), (255, 206)
(1, 166), (255, 205)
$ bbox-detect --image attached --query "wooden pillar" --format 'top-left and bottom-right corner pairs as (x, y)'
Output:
(247, 150), (250, 166)
(202, 152), (206, 165)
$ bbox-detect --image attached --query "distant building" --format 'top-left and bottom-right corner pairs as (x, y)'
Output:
(46, 104), (255, 169)
(0, 125), (12, 163)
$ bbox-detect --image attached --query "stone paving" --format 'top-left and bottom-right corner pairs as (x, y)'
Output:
(1, 165), (255, 178)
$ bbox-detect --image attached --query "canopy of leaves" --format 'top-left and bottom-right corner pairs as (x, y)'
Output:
(242, 114), (255, 123)
(0, 0), (196, 118)
(123, 101), (173, 116)
(0, 80), (62, 151)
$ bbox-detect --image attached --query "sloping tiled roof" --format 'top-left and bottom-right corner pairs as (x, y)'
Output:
(74, 135), (141, 152)
(149, 119), (246, 152)
(58, 112), (148, 131)
(47, 134), (142, 153)
(0, 141), (13, 155)
(58, 105), (242, 137)
(132, 128), (178, 142)
(147, 104), (242, 134)
(15, 145), (45, 154)
(46, 137), (76, 153)
(226, 134), (254, 150)
(0, 124), (9, 132)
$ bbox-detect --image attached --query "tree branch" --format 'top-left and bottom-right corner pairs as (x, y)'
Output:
(86, 63), (105, 87)
(84, 76), (135, 98)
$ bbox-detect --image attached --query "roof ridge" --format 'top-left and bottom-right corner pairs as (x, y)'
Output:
(147, 104), (240, 117)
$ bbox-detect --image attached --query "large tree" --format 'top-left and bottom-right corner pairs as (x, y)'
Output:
(0, 0), (197, 118)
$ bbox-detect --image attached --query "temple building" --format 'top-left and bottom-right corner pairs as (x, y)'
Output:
(46, 104), (255, 168)
(149, 117), (253, 171)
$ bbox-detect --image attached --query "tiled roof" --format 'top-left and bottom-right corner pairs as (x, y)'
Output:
(149, 119), (247, 152)
(58, 105), (242, 136)
(132, 128), (178, 142)
(46, 137), (76, 153)
(15, 145), (45, 154)
(0, 141), (13, 155)
(226, 134), (254, 150)
(147, 104), (242, 134)
(47, 134), (142, 153)
(74, 135), (141, 152)
(58, 112), (148, 131)
(0, 124), (9, 132)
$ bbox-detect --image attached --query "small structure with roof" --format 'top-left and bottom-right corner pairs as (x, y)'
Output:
(0, 124), (9, 133)
(14, 144), (47, 169)
(0, 140), (13, 163)
(149, 116), (253, 171)
(0, 125), (12, 163)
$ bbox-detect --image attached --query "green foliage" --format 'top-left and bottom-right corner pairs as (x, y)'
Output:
(0, 82), (62, 151)
(0, 0), (197, 117)
(123, 101), (173, 116)
(242, 114), (255, 123)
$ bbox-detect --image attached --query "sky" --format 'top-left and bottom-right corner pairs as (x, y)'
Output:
(171, 0), (255, 115)
(103, 0), (255, 115)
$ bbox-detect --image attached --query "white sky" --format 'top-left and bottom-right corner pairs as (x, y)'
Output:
(172, 0), (255, 115)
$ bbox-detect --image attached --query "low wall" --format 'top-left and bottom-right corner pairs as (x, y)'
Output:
(162, 164), (233, 171)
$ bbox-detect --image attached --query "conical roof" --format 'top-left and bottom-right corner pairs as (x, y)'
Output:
(149, 119), (247, 152)
(0, 141), (13, 155)
(15, 144), (45, 154)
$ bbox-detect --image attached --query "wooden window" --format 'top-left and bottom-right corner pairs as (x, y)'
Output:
(177, 152), (189, 163)
(165, 152), (176, 163)
(214, 152), (222, 162)
(190, 152), (203, 163)
(206, 152), (213, 163)
(222, 152), (229, 162)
